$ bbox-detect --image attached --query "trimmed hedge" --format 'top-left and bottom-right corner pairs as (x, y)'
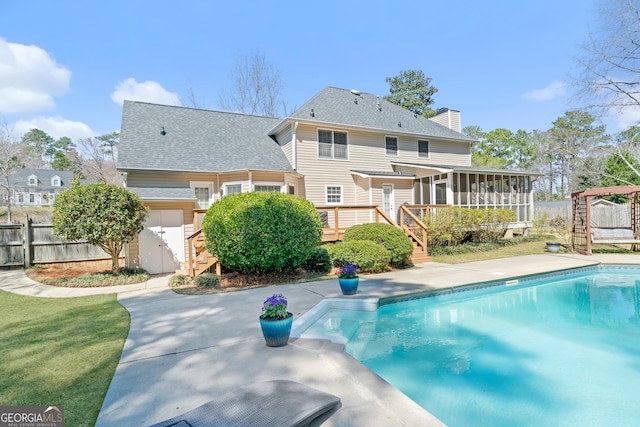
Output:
(343, 223), (413, 267)
(202, 192), (322, 274)
(302, 246), (332, 273)
(325, 240), (390, 273)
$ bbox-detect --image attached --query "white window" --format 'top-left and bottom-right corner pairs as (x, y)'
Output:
(225, 183), (242, 195)
(386, 136), (398, 156)
(18, 193), (24, 203)
(190, 182), (213, 209)
(51, 175), (61, 187)
(28, 175), (37, 186)
(29, 193), (35, 203)
(318, 130), (348, 160)
(255, 185), (281, 192)
(194, 187), (210, 209)
(326, 186), (343, 204)
(418, 140), (430, 158)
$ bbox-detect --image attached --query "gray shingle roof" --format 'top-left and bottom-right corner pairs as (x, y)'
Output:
(9, 168), (74, 189)
(127, 186), (197, 200)
(118, 101), (293, 172)
(280, 87), (475, 142)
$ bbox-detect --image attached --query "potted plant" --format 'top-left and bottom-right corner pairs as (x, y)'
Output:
(259, 293), (293, 347)
(338, 263), (359, 295)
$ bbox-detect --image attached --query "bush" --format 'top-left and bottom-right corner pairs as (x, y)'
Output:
(325, 240), (390, 273)
(343, 223), (413, 267)
(302, 246), (331, 273)
(193, 273), (220, 288)
(169, 274), (190, 288)
(424, 207), (515, 247)
(202, 192), (322, 274)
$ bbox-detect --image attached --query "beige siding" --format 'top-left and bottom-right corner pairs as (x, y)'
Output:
(295, 123), (471, 209)
(127, 171), (218, 188)
(429, 109), (461, 133)
(275, 125), (293, 165)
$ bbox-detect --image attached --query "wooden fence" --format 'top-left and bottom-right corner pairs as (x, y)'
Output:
(536, 202), (632, 228)
(0, 220), (109, 268)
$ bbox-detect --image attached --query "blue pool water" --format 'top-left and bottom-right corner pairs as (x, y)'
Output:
(306, 266), (640, 426)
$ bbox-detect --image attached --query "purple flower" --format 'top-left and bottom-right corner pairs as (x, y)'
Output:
(261, 293), (289, 319)
(339, 263), (358, 279)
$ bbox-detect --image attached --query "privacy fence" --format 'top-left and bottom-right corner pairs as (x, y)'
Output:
(536, 201), (632, 228)
(0, 220), (108, 268)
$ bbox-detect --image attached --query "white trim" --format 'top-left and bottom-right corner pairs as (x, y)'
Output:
(223, 181), (244, 195)
(385, 135), (399, 157)
(417, 139), (430, 159)
(27, 174), (37, 186)
(317, 128), (349, 160)
(189, 181), (214, 209)
(51, 175), (61, 187)
(325, 185), (343, 205)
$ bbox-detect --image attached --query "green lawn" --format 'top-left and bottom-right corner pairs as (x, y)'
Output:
(431, 236), (558, 264)
(0, 290), (129, 427)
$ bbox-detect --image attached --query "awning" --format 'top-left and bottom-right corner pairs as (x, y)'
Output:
(350, 170), (416, 179)
(391, 161), (540, 177)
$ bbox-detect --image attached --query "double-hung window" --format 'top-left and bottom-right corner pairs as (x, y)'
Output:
(326, 186), (343, 204)
(318, 130), (348, 160)
(225, 184), (242, 195)
(386, 136), (398, 156)
(418, 140), (430, 158)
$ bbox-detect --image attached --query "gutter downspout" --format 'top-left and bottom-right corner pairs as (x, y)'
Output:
(292, 121), (299, 170)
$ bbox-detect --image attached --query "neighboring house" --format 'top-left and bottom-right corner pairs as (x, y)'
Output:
(118, 86), (537, 274)
(4, 169), (73, 207)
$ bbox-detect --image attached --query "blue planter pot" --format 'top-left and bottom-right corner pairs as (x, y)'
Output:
(339, 277), (359, 295)
(259, 313), (293, 347)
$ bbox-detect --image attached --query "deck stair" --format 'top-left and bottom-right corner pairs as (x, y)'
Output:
(184, 229), (220, 278)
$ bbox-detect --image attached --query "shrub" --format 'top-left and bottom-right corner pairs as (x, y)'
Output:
(202, 192), (322, 274)
(325, 240), (390, 273)
(169, 274), (191, 288)
(302, 246), (331, 273)
(343, 223), (413, 267)
(193, 273), (220, 288)
(424, 207), (515, 247)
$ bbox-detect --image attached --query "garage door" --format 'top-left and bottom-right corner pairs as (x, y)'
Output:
(139, 210), (185, 274)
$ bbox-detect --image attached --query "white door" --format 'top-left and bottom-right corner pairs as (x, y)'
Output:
(139, 210), (185, 274)
(382, 184), (394, 218)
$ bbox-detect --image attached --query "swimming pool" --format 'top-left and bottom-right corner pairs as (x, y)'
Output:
(300, 265), (640, 426)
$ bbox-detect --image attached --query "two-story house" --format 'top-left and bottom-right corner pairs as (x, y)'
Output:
(118, 86), (537, 274)
(5, 169), (73, 207)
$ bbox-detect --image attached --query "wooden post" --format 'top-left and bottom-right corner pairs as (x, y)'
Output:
(24, 216), (33, 267)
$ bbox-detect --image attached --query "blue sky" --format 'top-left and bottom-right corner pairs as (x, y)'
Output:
(0, 0), (626, 142)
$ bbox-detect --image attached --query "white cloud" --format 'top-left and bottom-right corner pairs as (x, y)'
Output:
(522, 81), (567, 102)
(609, 105), (640, 131)
(12, 117), (96, 141)
(0, 38), (71, 114)
(111, 78), (181, 106)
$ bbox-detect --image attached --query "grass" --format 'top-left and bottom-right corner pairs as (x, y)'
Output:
(431, 234), (562, 264)
(0, 290), (130, 426)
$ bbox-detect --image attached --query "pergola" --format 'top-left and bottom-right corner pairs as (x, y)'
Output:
(571, 185), (640, 254)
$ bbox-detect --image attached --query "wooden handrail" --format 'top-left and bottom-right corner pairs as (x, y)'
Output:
(399, 205), (428, 253)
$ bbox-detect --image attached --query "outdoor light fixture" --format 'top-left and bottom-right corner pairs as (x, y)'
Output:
(398, 121), (402, 127)
(310, 109), (315, 117)
(160, 126), (166, 135)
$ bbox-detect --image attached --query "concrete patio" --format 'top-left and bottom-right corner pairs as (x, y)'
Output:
(2, 253), (639, 426)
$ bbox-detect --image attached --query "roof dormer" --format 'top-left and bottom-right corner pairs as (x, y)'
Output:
(51, 175), (61, 187)
(28, 174), (38, 186)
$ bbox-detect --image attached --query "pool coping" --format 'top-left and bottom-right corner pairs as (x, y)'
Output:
(292, 263), (640, 344)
